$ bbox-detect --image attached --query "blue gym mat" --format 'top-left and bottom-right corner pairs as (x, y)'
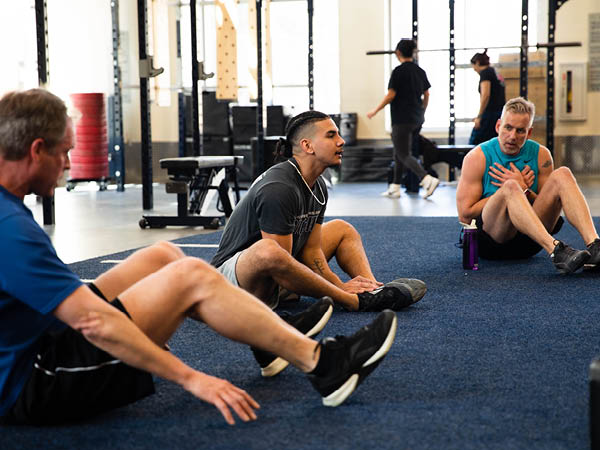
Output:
(3, 216), (599, 449)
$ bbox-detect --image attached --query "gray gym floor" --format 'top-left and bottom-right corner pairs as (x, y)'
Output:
(28, 175), (600, 264)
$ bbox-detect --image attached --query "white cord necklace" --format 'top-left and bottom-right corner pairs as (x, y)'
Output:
(287, 159), (326, 206)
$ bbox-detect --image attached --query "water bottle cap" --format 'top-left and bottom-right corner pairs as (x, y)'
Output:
(460, 219), (477, 230)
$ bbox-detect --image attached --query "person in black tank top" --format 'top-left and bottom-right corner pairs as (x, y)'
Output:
(469, 50), (506, 145)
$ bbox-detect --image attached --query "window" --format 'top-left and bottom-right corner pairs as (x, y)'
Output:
(389, 0), (538, 138)
(181, 0), (339, 114)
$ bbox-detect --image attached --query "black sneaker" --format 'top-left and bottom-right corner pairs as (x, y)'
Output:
(584, 238), (600, 270)
(357, 285), (414, 311)
(550, 241), (590, 274)
(307, 310), (397, 407)
(385, 278), (427, 303)
(252, 297), (334, 377)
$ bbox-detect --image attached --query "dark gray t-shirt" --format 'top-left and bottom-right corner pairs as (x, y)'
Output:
(211, 158), (328, 268)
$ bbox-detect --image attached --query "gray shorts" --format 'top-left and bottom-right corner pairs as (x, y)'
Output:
(216, 250), (279, 309)
(216, 251), (243, 287)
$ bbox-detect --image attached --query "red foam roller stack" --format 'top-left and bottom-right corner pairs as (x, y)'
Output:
(70, 93), (108, 180)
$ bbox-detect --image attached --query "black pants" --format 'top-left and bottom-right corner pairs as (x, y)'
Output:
(391, 123), (427, 184)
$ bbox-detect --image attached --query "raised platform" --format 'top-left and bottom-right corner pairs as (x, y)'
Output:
(339, 139), (472, 182)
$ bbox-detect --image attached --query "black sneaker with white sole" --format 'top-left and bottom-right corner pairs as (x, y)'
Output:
(584, 238), (600, 271)
(251, 297), (334, 377)
(550, 241), (590, 274)
(385, 278), (427, 304)
(357, 285), (414, 311)
(307, 310), (397, 407)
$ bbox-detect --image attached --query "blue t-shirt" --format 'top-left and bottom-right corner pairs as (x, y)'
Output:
(0, 186), (83, 416)
(480, 137), (540, 199)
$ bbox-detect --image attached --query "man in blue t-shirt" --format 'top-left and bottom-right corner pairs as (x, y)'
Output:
(456, 97), (600, 274)
(0, 89), (400, 425)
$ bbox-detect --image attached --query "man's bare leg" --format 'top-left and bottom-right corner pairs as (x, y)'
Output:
(533, 167), (599, 246)
(94, 241), (186, 301)
(118, 257), (320, 372)
(481, 179), (557, 253)
(321, 219), (377, 281)
(235, 239), (359, 310)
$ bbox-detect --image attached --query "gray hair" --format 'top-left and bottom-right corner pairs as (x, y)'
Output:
(0, 89), (68, 161)
(501, 97), (535, 128)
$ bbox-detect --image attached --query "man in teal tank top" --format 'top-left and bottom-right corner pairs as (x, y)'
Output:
(456, 97), (600, 274)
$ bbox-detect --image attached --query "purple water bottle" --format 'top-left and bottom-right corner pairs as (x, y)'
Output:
(462, 220), (479, 270)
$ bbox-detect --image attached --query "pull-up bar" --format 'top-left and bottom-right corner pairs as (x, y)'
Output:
(366, 41), (581, 56)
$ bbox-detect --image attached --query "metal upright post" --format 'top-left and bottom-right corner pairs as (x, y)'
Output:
(520, 0), (529, 98)
(255, 0), (265, 176)
(35, 0), (55, 225)
(546, 0), (556, 154)
(176, 7), (186, 158)
(110, 0), (125, 192)
(137, 0), (153, 210)
(190, 0), (201, 156)
(449, 0), (455, 145)
(308, 0), (314, 111)
(412, 0), (418, 62)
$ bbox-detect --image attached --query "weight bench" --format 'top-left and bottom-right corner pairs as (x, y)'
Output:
(436, 145), (473, 181)
(139, 155), (243, 229)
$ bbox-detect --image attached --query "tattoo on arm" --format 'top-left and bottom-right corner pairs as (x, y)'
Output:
(312, 259), (326, 276)
(542, 160), (552, 168)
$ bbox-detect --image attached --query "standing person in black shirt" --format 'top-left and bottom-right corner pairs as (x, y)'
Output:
(469, 50), (506, 145)
(367, 39), (439, 199)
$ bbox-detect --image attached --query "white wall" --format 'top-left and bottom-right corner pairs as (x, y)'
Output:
(339, 0), (387, 139)
(554, 0), (600, 137)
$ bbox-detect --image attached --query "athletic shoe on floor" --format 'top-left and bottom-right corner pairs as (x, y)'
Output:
(385, 278), (427, 303)
(550, 241), (590, 274)
(584, 238), (600, 270)
(307, 310), (397, 407)
(252, 297), (334, 377)
(419, 174), (440, 198)
(380, 183), (401, 198)
(357, 285), (414, 311)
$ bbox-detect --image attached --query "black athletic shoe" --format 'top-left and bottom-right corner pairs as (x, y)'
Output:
(307, 310), (397, 407)
(251, 297), (334, 377)
(357, 285), (414, 311)
(385, 278), (427, 303)
(584, 238), (600, 270)
(550, 241), (590, 274)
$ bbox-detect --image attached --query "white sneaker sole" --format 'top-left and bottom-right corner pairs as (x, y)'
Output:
(321, 314), (397, 407)
(423, 178), (440, 198)
(261, 303), (333, 377)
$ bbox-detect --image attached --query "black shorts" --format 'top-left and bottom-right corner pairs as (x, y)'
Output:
(1, 283), (155, 425)
(476, 215), (565, 260)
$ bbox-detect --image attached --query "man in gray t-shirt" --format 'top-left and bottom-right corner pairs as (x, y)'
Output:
(211, 111), (427, 313)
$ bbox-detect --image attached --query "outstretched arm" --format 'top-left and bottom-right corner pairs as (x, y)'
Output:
(367, 88), (396, 119)
(456, 147), (488, 223)
(54, 286), (259, 425)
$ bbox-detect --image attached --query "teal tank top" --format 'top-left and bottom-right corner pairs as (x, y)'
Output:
(480, 137), (540, 199)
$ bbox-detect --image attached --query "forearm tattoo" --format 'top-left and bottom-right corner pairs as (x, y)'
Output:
(542, 160), (552, 168)
(311, 258), (326, 276)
